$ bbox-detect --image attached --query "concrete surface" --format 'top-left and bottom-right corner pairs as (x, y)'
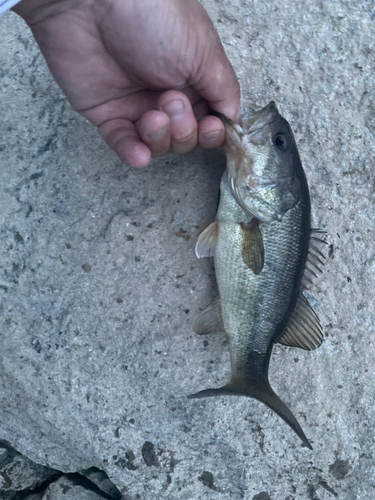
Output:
(1, 0), (375, 499)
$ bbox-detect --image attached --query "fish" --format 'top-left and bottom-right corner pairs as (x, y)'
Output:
(189, 101), (325, 449)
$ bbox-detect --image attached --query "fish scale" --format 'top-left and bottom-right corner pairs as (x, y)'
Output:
(190, 101), (325, 450)
(216, 176), (306, 360)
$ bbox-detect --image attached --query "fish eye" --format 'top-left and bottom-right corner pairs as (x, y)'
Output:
(274, 134), (289, 152)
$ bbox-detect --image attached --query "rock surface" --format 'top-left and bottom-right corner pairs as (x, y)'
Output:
(79, 468), (121, 499)
(37, 476), (108, 500)
(1, 1), (375, 499)
(19, 496), (43, 500)
(0, 443), (58, 493)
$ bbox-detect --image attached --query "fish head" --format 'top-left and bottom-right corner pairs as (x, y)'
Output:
(223, 101), (302, 222)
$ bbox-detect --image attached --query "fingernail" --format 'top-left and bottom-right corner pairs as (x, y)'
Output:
(203, 129), (224, 143)
(162, 100), (185, 118)
(149, 124), (169, 141)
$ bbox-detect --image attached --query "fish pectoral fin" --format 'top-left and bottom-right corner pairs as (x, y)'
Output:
(195, 221), (218, 258)
(188, 377), (312, 449)
(193, 300), (227, 337)
(239, 220), (264, 274)
(278, 293), (323, 350)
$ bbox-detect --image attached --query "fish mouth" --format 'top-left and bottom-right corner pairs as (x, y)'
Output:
(213, 101), (279, 145)
(241, 101), (280, 145)
(222, 101), (287, 221)
(243, 101), (280, 131)
(216, 101), (280, 149)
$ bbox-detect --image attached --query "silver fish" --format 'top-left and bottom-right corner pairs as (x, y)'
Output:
(189, 102), (325, 449)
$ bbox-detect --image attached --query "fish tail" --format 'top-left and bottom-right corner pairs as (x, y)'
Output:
(188, 378), (312, 450)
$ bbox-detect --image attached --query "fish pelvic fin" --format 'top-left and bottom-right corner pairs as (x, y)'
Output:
(195, 221), (218, 258)
(188, 378), (312, 450)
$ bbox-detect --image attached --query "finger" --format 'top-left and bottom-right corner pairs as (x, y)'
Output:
(79, 91), (163, 126)
(136, 110), (171, 158)
(192, 98), (211, 122)
(159, 91), (197, 155)
(198, 115), (225, 150)
(98, 118), (151, 168)
(202, 55), (241, 123)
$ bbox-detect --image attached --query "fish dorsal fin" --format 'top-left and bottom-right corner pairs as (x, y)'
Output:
(193, 300), (227, 337)
(195, 221), (218, 258)
(302, 228), (327, 287)
(239, 220), (264, 275)
(278, 293), (323, 350)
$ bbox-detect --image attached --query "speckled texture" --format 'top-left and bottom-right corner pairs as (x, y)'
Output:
(39, 476), (107, 500)
(0, 1), (374, 499)
(0, 444), (59, 498)
(0, 446), (55, 491)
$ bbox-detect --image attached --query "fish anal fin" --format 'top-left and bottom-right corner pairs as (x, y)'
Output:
(195, 221), (218, 258)
(188, 377), (312, 449)
(193, 300), (227, 337)
(278, 294), (323, 350)
(239, 220), (264, 275)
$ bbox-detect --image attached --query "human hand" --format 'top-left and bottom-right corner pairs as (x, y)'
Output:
(14, 0), (240, 167)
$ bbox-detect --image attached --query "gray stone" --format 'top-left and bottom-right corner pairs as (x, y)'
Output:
(0, 444), (57, 492)
(79, 468), (121, 499)
(40, 476), (106, 500)
(0, 0), (375, 499)
(20, 495), (44, 500)
(0, 492), (16, 500)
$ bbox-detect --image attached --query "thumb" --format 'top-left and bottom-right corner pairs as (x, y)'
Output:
(187, 4), (240, 122)
(196, 52), (241, 123)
